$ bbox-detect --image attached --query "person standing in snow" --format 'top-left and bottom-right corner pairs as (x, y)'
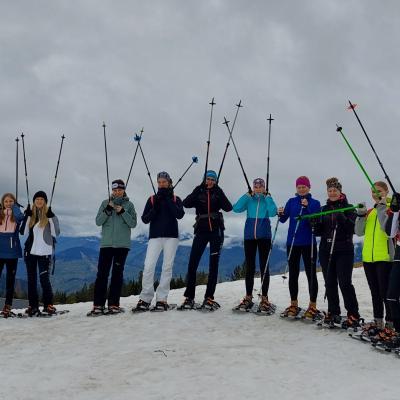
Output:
(88, 179), (137, 316)
(232, 178), (277, 313)
(278, 176), (321, 319)
(0, 193), (24, 317)
(179, 170), (232, 310)
(355, 181), (394, 333)
(312, 177), (361, 328)
(21, 191), (60, 316)
(133, 172), (184, 312)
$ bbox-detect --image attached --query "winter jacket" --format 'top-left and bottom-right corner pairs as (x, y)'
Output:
(279, 193), (321, 246)
(233, 193), (277, 240)
(313, 194), (356, 253)
(355, 199), (394, 262)
(386, 211), (400, 246)
(183, 184), (232, 234)
(0, 205), (24, 259)
(141, 188), (185, 239)
(96, 195), (137, 249)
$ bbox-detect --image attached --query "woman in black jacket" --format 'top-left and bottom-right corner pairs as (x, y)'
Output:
(313, 177), (361, 328)
(179, 170), (232, 310)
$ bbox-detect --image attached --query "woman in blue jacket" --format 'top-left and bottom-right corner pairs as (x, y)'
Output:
(0, 193), (24, 317)
(278, 176), (321, 318)
(233, 178), (277, 312)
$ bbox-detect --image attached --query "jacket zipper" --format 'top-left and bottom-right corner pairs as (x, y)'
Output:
(207, 191), (212, 232)
(10, 237), (13, 248)
(371, 213), (377, 262)
(254, 197), (260, 239)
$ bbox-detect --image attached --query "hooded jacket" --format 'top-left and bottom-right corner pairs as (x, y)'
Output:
(0, 205), (24, 258)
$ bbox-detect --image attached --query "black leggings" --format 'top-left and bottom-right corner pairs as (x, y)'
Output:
(93, 247), (129, 307)
(387, 248), (400, 331)
(287, 245), (318, 302)
(244, 239), (271, 297)
(364, 261), (392, 321)
(0, 258), (18, 306)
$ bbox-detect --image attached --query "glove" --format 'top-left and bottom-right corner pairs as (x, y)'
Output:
(105, 203), (113, 212)
(247, 189), (254, 197)
(356, 202), (367, 217)
(116, 207), (125, 215)
(25, 204), (33, 217)
(46, 207), (55, 218)
(390, 192), (400, 212)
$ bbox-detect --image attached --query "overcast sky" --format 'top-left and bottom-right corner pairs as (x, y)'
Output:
(1, 0), (399, 240)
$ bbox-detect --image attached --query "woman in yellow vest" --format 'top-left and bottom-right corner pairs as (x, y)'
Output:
(355, 181), (394, 329)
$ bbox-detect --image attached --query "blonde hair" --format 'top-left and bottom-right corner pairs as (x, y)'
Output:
(29, 203), (49, 229)
(0, 193), (16, 224)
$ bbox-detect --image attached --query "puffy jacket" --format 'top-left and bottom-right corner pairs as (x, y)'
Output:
(142, 188), (185, 239)
(0, 205), (24, 258)
(183, 184), (232, 234)
(313, 194), (356, 253)
(233, 193), (277, 240)
(96, 195), (137, 249)
(355, 199), (394, 262)
(279, 193), (321, 246)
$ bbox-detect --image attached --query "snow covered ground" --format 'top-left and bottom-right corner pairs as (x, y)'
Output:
(1, 268), (398, 400)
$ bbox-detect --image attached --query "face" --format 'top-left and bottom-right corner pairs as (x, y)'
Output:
(327, 187), (341, 202)
(253, 185), (264, 194)
(3, 196), (15, 209)
(112, 188), (124, 198)
(206, 177), (216, 188)
(372, 186), (388, 203)
(296, 185), (310, 197)
(158, 178), (170, 189)
(34, 197), (46, 209)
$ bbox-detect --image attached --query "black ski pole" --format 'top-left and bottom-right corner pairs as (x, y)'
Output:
(173, 156), (199, 190)
(103, 122), (111, 200)
(266, 114), (274, 195)
(217, 100), (243, 182)
(222, 117), (252, 193)
(136, 134), (156, 195)
(49, 135), (66, 207)
(324, 224), (337, 301)
(15, 137), (19, 203)
(20, 133), (30, 205)
(204, 97), (216, 182)
(310, 225), (316, 299)
(348, 100), (397, 193)
(126, 127), (144, 188)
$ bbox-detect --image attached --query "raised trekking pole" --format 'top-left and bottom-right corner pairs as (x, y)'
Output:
(258, 219), (280, 297)
(136, 134), (156, 195)
(20, 133), (30, 205)
(173, 156), (199, 190)
(204, 97), (216, 181)
(348, 100), (397, 193)
(15, 137), (19, 203)
(324, 224), (338, 301)
(282, 205), (305, 282)
(296, 204), (364, 220)
(223, 117), (252, 193)
(266, 114), (274, 195)
(336, 125), (381, 198)
(103, 122), (111, 200)
(126, 128), (144, 188)
(217, 100), (243, 182)
(49, 135), (66, 207)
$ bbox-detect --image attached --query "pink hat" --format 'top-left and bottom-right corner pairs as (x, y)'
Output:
(296, 176), (311, 188)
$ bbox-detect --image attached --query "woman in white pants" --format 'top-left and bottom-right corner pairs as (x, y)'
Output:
(134, 172), (184, 311)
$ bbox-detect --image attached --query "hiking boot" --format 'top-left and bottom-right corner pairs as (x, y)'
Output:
(234, 295), (254, 311)
(1, 304), (13, 318)
(179, 297), (196, 310)
(25, 306), (40, 317)
(43, 305), (57, 315)
(202, 297), (220, 311)
(342, 314), (363, 330)
(257, 296), (275, 314)
(281, 300), (300, 317)
(87, 306), (105, 316)
(303, 302), (322, 320)
(132, 300), (150, 312)
(108, 305), (125, 314)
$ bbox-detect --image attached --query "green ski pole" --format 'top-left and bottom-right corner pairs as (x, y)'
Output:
(296, 204), (363, 220)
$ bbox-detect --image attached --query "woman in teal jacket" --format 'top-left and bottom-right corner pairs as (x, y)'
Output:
(232, 178), (277, 312)
(88, 179), (137, 316)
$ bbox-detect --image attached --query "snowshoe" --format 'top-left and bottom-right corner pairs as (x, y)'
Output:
(370, 327), (398, 345)
(232, 296), (254, 313)
(317, 312), (342, 329)
(341, 314), (363, 331)
(280, 304), (302, 319)
(349, 321), (382, 342)
(87, 306), (107, 317)
(107, 305), (125, 314)
(373, 333), (400, 352)
(301, 303), (323, 321)
(42, 305), (57, 316)
(23, 306), (41, 317)
(0, 304), (16, 318)
(177, 298), (198, 311)
(198, 297), (221, 312)
(255, 296), (276, 315)
(150, 301), (177, 312)
(132, 300), (150, 313)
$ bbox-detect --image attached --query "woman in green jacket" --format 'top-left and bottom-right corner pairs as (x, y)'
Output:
(88, 179), (137, 316)
(355, 181), (394, 330)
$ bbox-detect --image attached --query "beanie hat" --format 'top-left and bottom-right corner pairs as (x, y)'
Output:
(206, 170), (217, 181)
(296, 176), (311, 188)
(326, 177), (342, 192)
(111, 179), (126, 190)
(253, 178), (265, 188)
(33, 191), (48, 203)
(157, 171), (172, 183)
